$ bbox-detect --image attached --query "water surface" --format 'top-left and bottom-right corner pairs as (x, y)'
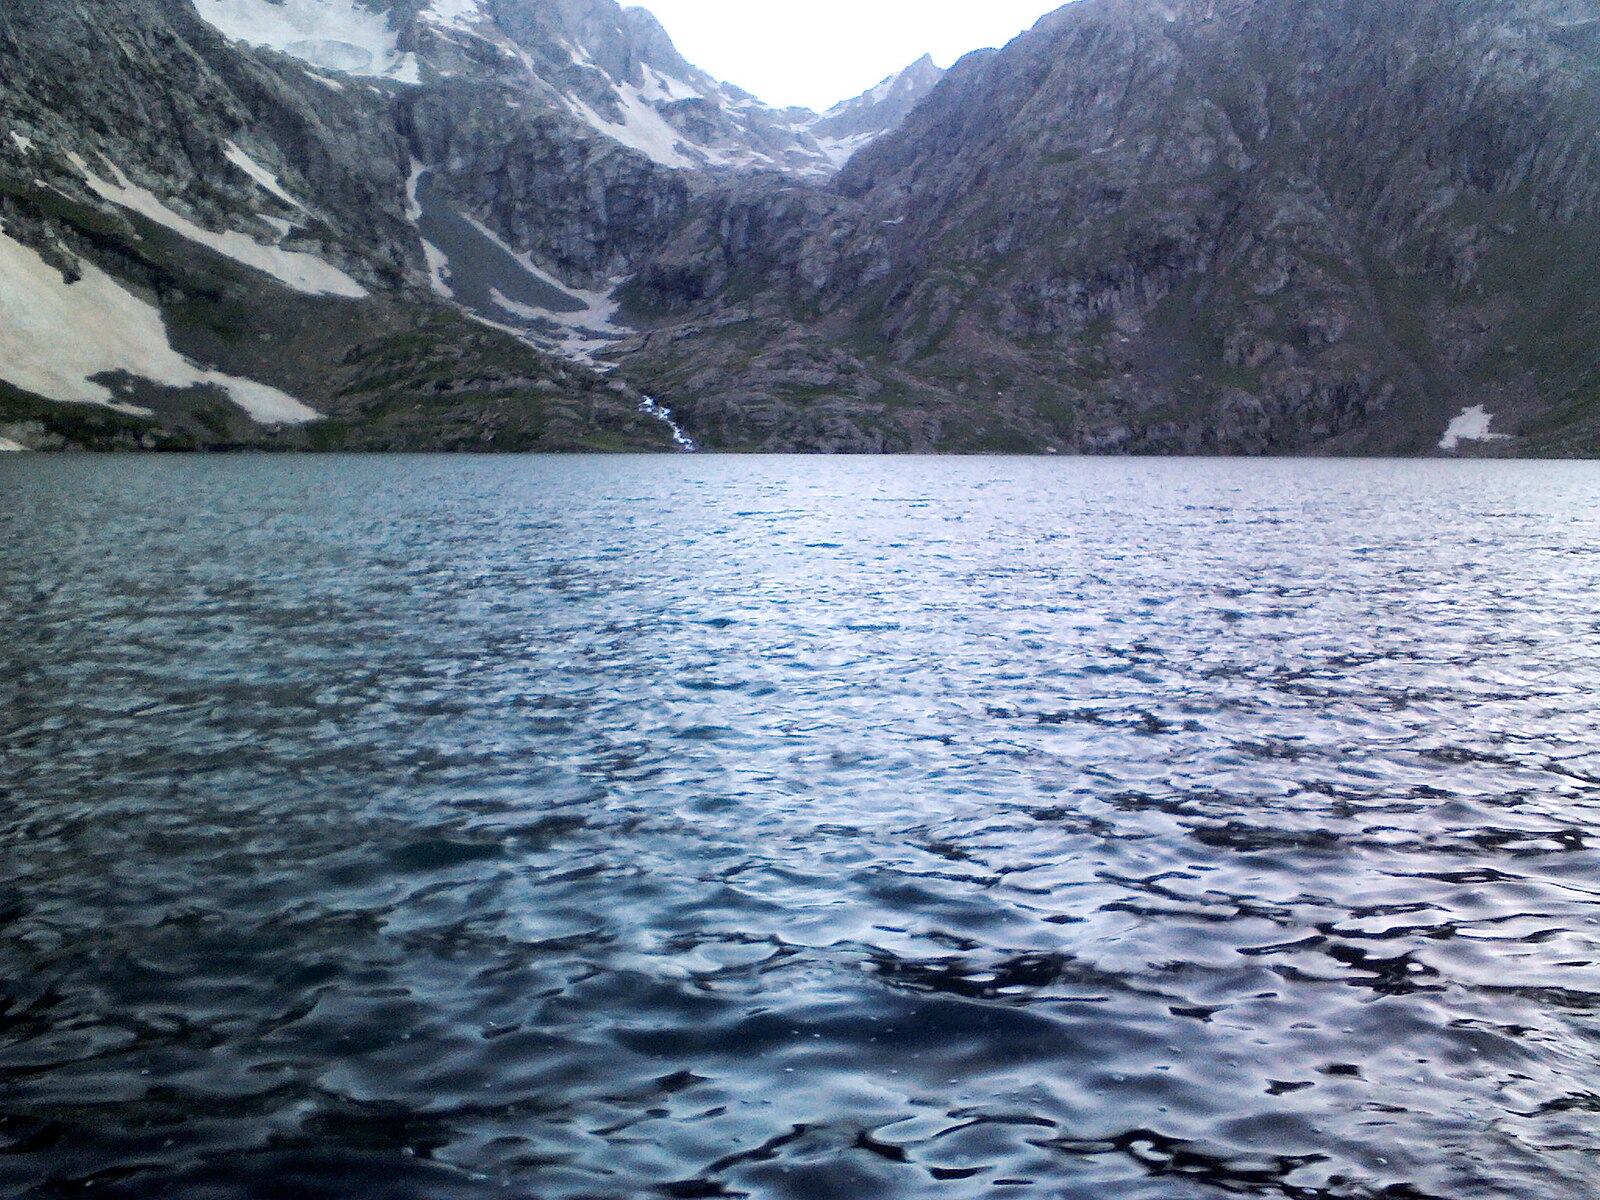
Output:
(1, 456), (1598, 1199)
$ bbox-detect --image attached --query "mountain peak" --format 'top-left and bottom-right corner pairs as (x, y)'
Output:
(808, 55), (948, 166)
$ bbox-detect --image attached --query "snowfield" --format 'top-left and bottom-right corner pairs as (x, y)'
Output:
(71, 153), (367, 298)
(563, 87), (697, 170)
(0, 224), (320, 425)
(422, 0), (487, 33)
(191, 0), (415, 80)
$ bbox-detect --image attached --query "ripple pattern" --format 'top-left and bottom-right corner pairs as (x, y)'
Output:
(1, 455), (1598, 1200)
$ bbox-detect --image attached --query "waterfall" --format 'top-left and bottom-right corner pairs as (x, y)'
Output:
(639, 395), (697, 452)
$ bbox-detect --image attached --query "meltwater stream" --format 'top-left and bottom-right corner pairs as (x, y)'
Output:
(1, 456), (1597, 1200)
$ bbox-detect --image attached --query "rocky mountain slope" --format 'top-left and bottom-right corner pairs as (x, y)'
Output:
(0, 0), (695, 451)
(624, 0), (1600, 455)
(3, 0), (1597, 456)
(0, 0), (949, 452)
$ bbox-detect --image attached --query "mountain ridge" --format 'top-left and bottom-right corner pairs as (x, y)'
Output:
(621, 0), (1600, 455)
(2, 0), (1598, 455)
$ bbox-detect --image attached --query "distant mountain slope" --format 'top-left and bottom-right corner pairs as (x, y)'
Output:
(190, 0), (838, 174)
(624, 0), (1600, 455)
(807, 55), (947, 168)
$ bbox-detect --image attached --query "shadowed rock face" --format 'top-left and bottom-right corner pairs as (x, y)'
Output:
(623, 0), (1600, 455)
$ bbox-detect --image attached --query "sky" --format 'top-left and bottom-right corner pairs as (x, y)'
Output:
(638, 0), (1063, 113)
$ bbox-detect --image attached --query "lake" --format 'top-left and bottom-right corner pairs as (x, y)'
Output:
(1, 455), (1597, 1199)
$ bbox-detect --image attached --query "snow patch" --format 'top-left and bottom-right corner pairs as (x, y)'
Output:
(191, 0), (407, 78)
(0, 224), (318, 424)
(464, 217), (621, 333)
(1440, 405), (1513, 451)
(224, 141), (305, 210)
(406, 166), (634, 366)
(563, 84), (695, 169)
(421, 239), (455, 297)
(403, 162), (425, 222)
(815, 130), (877, 168)
(405, 164), (456, 298)
(9, 131), (34, 155)
(0, 435), (27, 451)
(423, 0), (486, 32)
(71, 153), (367, 298)
(639, 65), (702, 104)
(388, 53), (422, 85)
(461, 216), (630, 362)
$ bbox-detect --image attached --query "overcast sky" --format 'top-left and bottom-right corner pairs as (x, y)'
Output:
(639, 0), (1063, 113)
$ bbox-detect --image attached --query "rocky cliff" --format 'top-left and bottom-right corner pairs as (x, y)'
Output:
(623, 0), (1600, 455)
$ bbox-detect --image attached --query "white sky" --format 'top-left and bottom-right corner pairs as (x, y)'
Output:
(637, 1), (1064, 112)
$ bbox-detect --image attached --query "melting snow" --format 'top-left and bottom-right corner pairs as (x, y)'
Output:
(406, 164), (456, 298)
(1440, 405), (1513, 451)
(461, 216), (630, 362)
(0, 224), (318, 424)
(564, 85), (695, 169)
(0, 435), (27, 451)
(71, 153), (367, 298)
(464, 217), (621, 331)
(223, 141), (305, 209)
(405, 166), (634, 366)
(9, 131), (34, 154)
(191, 0), (413, 79)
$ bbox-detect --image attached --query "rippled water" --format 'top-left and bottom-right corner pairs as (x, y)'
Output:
(2, 455), (1599, 1200)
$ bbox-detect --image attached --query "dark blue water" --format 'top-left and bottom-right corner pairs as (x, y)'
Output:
(1, 455), (1598, 1200)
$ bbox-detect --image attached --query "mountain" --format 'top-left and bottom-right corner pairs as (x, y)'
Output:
(623, 0), (1600, 455)
(0, 0), (949, 451)
(806, 55), (948, 168)
(3, 0), (1598, 456)
(0, 0), (710, 451)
